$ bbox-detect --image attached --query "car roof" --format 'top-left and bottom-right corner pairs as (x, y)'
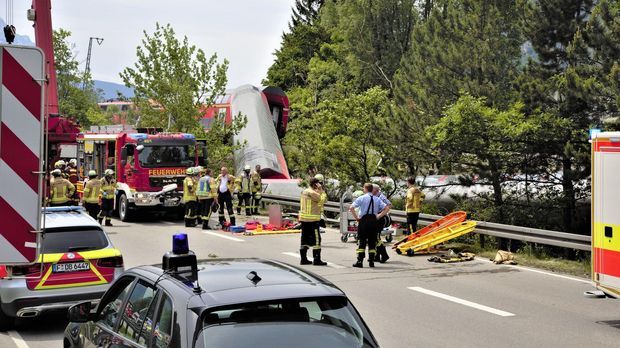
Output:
(43, 207), (102, 230)
(131, 258), (344, 308)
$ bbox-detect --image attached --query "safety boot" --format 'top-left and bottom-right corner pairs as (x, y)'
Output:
(352, 255), (364, 268)
(312, 249), (327, 266)
(368, 259), (375, 268)
(98, 218), (103, 225)
(230, 216), (236, 226)
(300, 249), (312, 265)
(377, 245), (390, 263)
(105, 220), (113, 227)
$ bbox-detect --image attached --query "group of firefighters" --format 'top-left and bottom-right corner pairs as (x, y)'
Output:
(298, 175), (425, 268)
(47, 159), (117, 226)
(182, 164), (262, 229)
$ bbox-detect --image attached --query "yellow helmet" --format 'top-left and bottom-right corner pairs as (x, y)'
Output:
(54, 160), (66, 168)
(186, 167), (194, 175)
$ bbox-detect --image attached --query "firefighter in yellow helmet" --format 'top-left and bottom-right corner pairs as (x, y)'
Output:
(66, 159), (79, 205)
(49, 169), (75, 207)
(98, 169), (116, 226)
(405, 177), (425, 235)
(236, 165), (253, 216)
(183, 167), (198, 227)
(298, 178), (327, 266)
(82, 170), (101, 220)
(251, 165), (262, 214)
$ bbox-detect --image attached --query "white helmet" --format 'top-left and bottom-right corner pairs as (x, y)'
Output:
(88, 170), (97, 177)
(69, 159), (77, 166)
(314, 174), (324, 182)
(54, 160), (66, 168)
(104, 169), (114, 176)
(244, 164), (251, 171)
(52, 169), (62, 177)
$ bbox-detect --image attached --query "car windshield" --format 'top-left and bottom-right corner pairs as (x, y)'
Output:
(42, 228), (108, 253)
(198, 297), (377, 348)
(139, 145), (194, 168)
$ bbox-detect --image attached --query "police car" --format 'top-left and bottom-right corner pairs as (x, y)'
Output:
(0, 207), (124, 330)
(64, 234), (379, 347)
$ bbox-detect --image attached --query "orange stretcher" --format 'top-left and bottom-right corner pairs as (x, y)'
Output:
(396, 221), (477, 256)
(392, 211), (467, 249)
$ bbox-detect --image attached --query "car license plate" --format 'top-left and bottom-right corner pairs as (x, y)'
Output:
(164, 199), (178, 207)
(52, 262), (90, 273)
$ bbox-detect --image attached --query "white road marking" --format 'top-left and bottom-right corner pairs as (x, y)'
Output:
(408, 286), (515, 317)
(7, 331), (29, 348)
(282, 252), (347, 269)
(162, 221), (176, 225)
(202, 231), (245, 242)
(475, 257), (591, 284)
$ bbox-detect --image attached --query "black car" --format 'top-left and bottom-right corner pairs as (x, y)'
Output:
(64, 258), (379, 348)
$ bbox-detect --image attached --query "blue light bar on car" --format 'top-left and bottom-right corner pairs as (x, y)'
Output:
(172, 233), (189, 254)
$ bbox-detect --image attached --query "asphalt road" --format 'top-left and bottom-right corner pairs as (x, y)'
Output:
(3, 214), (620, 348)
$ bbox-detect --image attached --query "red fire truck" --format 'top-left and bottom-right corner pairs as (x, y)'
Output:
(76, 127), (207, 221)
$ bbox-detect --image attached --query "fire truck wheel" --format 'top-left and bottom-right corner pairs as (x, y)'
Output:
(118, 194), (134, 222)
(0, 306), (14, 331)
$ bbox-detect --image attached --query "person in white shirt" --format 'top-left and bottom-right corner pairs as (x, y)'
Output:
(215, 167), (236, 226)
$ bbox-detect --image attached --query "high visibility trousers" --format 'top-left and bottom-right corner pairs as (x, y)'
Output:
(236, 192), (252, 216)
(200, 198), (216, 226)
(356, 217), (377, 260)
(98, 199), (114, 222)
(185, 200), (197, 226)
(252, 193), (261, 214)
(218, 191), (235, 225)
(300, 221), (321, 251)
(84, 202), (100, 221)
(406, 212), (420, 235)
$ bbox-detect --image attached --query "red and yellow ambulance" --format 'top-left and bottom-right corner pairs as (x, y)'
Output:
(591, 131), (620, 298)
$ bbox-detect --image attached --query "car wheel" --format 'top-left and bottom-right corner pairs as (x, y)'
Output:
(0, 307), (14, 331)
(118, 194), (133, 222)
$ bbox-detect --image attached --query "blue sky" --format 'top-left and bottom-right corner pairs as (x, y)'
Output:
(3, 0), (295, 87)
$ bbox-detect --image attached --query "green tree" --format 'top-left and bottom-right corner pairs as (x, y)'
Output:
(321, 0), (418, 91)
(120, 23), (228, 133)
(53, 29), (105, 126)
(517, 0), (596, 233)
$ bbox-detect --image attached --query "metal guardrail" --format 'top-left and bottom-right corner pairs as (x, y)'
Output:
(262, 193), (591, 251)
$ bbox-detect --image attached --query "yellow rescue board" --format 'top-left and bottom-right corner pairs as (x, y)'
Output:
(397, 221), (477, 256)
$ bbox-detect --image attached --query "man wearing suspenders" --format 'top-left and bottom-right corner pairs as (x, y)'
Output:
(349, 183), (390, 268)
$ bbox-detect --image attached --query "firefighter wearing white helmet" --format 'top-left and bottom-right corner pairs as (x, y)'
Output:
(98, 169), (116, 226)
(183, 167), (198, 227)
(251, 165), (262, 214)
(49, 169), (75, 207)
(82, 170), (101, 220)
(235, 164), (253, 216)
(314, 174), (328, 228)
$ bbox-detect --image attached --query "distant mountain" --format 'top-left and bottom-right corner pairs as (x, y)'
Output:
(0, 18), (35, 46)
(94, 80), (135, 100)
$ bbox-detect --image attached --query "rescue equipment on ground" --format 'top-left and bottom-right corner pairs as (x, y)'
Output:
(492, 250), (517, 265)
(393, 211), (467, 249)
(428, 250), (476, 263)
(396, 221), (477, 256)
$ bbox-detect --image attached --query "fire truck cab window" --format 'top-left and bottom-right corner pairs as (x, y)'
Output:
(140, 145), (193, 168)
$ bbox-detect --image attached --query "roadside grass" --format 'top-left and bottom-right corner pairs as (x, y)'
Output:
(441, 239), (591, 279)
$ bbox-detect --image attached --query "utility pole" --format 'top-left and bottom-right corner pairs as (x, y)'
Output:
(83, 36), (104, 90)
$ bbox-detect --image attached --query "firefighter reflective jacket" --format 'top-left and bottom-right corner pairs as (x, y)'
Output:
(101, 177), (116, 200)
(299, 188), (322, 222)
(197, 176), (217, 200)
(251, 172), (262, 193)
(83, 178), (102, 204)
(406, 186), (425, 213)
(67, 167), (78, 184)
(235, 173), (252, 194)
(183, 176), (197, 202)
(50, 178), (75, 204)
(216, 174), (235, 194)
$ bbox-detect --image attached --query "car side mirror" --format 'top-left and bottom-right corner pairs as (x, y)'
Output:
(67, 301), (94, 323)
